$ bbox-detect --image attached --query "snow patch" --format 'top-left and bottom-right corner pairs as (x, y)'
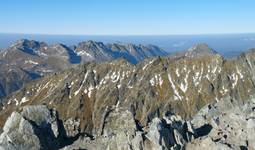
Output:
(37, 51), (48, 57)
(88, 85), (94, 98)
(142, 60), (155, 70)
(212, 65), (218, 74)
(127, 80), (133, 89)
(77, 51), (93, 57)
(236, 67), (244, 80)
(193, 69), (202, 86)
(150, 74), (163, 87)
(2, 51), (7, 57)
(176, 68), (180, 77)
(180, 71), (190, 92)
(14, 98), (19, 106)
(111, 71), (120, 83)
(230, 73), (238, 88)
(20, 97), (29, 104)
(74, 71), (89, 96)
(25, 60), (39, 65)
(168, 73), (182, 100)
(150, 78), (155, 86)
(220, 86), (229, 94)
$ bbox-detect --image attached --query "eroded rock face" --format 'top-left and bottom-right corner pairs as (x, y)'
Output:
(0, 105), (62, 150)
(0, 112), (41, 150)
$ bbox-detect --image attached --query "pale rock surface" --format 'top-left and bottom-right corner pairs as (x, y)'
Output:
(0, 105), (62, 150)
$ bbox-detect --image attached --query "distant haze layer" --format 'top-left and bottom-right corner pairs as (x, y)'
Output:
(1, 33), (255, 58)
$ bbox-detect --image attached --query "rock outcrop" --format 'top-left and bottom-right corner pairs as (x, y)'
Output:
(2, 97), (255, 150)
(1, 93), (255, 150)
(187, 98), (255, 150)
(0, 105), (196, 150)
(0, 105), (60, 149)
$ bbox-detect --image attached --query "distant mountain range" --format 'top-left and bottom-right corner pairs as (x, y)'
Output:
(1, 33), (255, 57)
(0, 39), (167, 99)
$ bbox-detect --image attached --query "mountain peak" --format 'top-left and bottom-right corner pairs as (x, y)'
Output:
(80, 40), (103, 46)
(51, 43), (67, 49)
(77, 41), (106, 51)
(187, 43), (213, 52)
(185, 43), (217, 58)
(7, 39), (47, 56)
(11, 39), (46, 48)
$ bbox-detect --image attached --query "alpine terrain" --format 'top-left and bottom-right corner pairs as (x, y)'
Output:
(0, 39), (167, 100)
(0, 42), (255, 149)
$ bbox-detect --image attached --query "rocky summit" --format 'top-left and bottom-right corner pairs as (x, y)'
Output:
(0, 42), (255, 149)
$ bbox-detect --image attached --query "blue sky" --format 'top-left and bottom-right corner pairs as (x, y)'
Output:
(0, 0), (255, 35)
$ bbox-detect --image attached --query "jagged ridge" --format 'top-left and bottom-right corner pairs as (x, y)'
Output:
(0, 39), (167, 100)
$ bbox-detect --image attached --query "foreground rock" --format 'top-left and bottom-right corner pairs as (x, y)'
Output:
(0, 105), (195, 150)
(0, 105), (64, 150)
(187, 98), (255, 150)
(1, 97), (255, 149)
(60, 106), (195, 150)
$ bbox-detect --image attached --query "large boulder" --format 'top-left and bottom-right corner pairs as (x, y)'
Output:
(0, 105), (61, 150)
(0, 112), (41, 150)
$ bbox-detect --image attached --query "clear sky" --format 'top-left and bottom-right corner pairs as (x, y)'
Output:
(0, 0), (255, 35)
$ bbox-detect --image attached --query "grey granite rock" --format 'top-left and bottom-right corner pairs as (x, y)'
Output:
(0, 112), (41, 150)
(0, 105), (63, 150)
(2, 99), (255, 150)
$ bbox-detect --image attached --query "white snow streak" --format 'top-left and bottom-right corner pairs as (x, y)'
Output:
(168, 73), (182, 100)
(74, 71), (89, 96)
(20, 97), (29, 104)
